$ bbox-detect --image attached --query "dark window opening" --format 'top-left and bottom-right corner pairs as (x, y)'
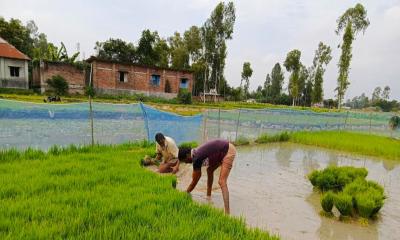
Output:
(119, 71), (127, 83)
(180, 78), (188, 89)
(9, 66), (20, 77)
(151, 74), (160, 86)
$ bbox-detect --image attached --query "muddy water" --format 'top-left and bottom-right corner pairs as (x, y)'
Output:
(175, 143), (400, 240)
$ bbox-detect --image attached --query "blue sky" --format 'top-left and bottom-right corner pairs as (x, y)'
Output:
(1, 0), (399, 100)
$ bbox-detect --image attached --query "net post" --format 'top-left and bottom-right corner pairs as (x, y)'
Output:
(139, 102), (150, 141)
(202, 109), (208, 143)
(218, 108), (221, 138)
(235, 109), (241, 142)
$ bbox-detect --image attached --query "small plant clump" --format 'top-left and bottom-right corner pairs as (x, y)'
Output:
(178, 141), (199, 149)
(308, 166), (385, 221)
(308, 166), (367, 192)
(321, 191), (335, 213)
(255, 132), (290, 144)
(234, 136), (250, 146)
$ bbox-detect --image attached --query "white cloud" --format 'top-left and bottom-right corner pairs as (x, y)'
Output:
(0, 0), (399, 99)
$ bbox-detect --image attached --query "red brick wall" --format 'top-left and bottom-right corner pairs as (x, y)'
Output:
(36, 62), (86, 94)
(92, 60), (193, 95)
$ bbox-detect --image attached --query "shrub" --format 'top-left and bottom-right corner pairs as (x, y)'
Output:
(234, 136), (250, 146)
(334, 193), (353, 216)
(46, 75), (69, 96)
(321, 191), (335, 213)
(177, 89), (192, 104)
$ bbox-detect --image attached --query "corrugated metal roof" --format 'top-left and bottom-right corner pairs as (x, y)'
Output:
(0, 36), (31, 60)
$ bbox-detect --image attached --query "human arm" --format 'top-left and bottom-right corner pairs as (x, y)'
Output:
(186, 169), (201, 193)
(172, 159), (180, 174)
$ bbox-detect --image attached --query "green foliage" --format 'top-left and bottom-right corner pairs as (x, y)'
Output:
(334, 193), (353, 216)
(284, 49), (302, 105)
(308, 166), (367, 192)
(46, 75), (69, 96)
(311, 42), (332, 104)
(84, 85), (96, 97)
(178, 141), (199, 149)
(177, 89), (192, 104)
(241, 62), (253, 97)
(336, 3), (370, 108)
(255, 132), (289, 144)
(95, 38), (136, 62)
(0, 143), (277, 239)
(234, 136), (250, 146)
(321, 191), (335, 213)
(270, 63), (285, 100)
(290, 131), (400, 161)
(136, 29), (160, 66)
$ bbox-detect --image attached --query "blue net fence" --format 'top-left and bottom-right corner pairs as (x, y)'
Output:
(140, 103), (203, 144)
(0, 99), (398, 150)
(204, 108), (399, 141)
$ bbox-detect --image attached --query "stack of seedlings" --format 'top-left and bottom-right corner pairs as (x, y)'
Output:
(308, 166), (385, 223)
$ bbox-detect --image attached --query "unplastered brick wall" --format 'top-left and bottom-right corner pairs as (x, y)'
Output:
(40, 62), (85, 94)
(92, 60), (193, 96)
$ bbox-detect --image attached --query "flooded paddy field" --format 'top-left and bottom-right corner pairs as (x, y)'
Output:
(175, 143), (400, 240)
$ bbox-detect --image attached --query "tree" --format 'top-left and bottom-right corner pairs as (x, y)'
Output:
(154, 37), (170, 68)
(311, 42), (332, 104)
(270, 63), (285, 100)
(95, 38), (136, 62)
(184, 26), (202, 64)
(263, 74), (272, 98)
(371, 86), (382, 104)
(241, 62), (253, 99)
(46, 75), (69, 96)
(284, 49), (302, 106)
(169, 32), (189, 69)
(0, 17), (34, 57)
(136, 29), (160, 66)
(202, 1), (235, 94)
(336, 3), (370, 109)
(382, 86), (390, 100)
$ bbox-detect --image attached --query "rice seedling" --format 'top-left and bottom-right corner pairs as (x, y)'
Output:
(321, 191), (335, 213)
(334, 193), (353, 217)
(255, 132), (290, 144)
(290, 131), (400, 161)
(0, 142), (277, 239)
(178, 141), (199, 148)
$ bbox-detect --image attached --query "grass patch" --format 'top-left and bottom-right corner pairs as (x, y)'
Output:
(234, 136), (251, 146)
(290, 131), (400, 161)
(255, 132), (289, 144)
(0, 142), (277, 239)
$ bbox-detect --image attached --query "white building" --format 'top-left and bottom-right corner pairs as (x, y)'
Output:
(0, 37), (30, 89)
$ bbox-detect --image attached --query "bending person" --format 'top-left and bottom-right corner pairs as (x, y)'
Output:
(155, 133), (180, 173)
(178, 139), (236, 214)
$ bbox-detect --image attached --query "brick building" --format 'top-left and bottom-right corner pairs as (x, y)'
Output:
(33, 57), (193, 98)
(87, 57), (193, 99)
(32, 61), (86, 94)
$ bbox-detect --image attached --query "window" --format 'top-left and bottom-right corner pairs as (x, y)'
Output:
(151, 74), (160, 86)
(118, 71), (128, 83)
(180, 78), (188, 89)
(9, 66), (20, 77)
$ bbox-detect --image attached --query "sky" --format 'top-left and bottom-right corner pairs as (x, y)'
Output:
(1, 0), (399, 100)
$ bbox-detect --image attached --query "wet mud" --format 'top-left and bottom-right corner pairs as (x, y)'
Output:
(171, 143), (400, 240)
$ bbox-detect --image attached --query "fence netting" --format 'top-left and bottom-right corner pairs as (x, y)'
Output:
(0, 99), (398, 150)
(140, 103), (203, 144)
(204, 108), (399, 141)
